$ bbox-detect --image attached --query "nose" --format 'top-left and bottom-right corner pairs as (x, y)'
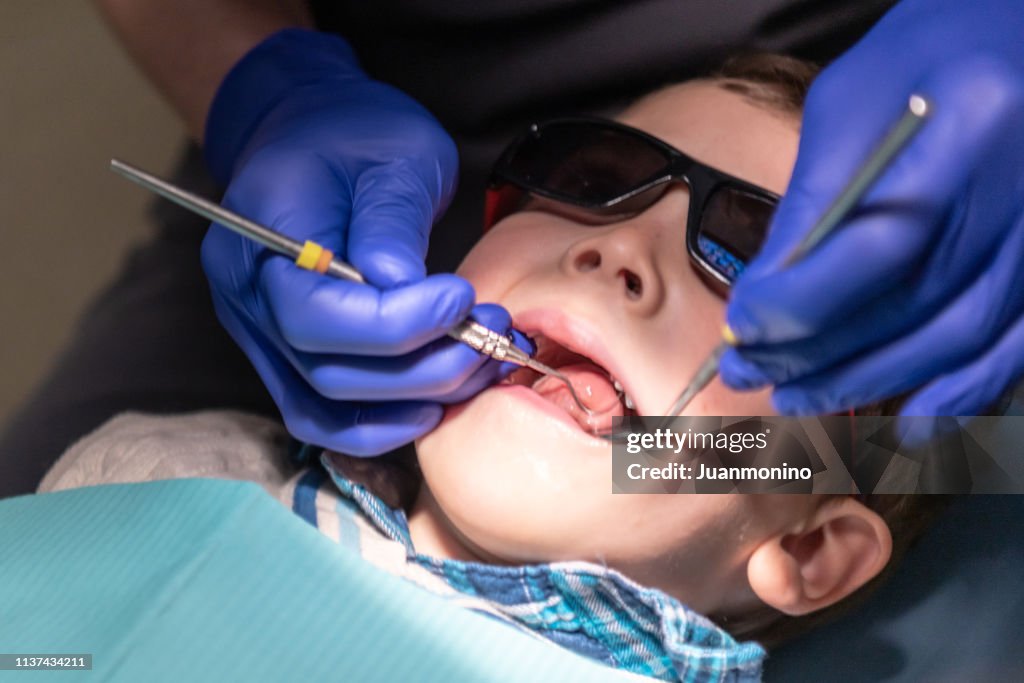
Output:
(561, 221), (665, 313)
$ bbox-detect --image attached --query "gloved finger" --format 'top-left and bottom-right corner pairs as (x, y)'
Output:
(289, 303), (523, 401)
(723, 209), (1024, 390)
(314, 400), (444, 457)
(348, 150), (459, 288)
(210, 291), (442, 454)
(727, 56), (1023, 345)
(722, 280), (925, 390)
(900, 311), (1024, 418)
(767, 244), (1024, 415)
(263, 263), (475, 355)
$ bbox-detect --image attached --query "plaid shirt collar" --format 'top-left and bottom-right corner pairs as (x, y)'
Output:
(298, 450), (764, 682)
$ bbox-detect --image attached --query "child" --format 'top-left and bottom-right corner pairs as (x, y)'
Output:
(40, 54), (945, 682)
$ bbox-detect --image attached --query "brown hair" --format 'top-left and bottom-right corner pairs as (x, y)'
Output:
(703, 53), (953, 647)
(711, 53), (821, 119)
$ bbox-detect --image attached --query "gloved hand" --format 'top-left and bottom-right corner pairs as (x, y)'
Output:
(719, 0), (1024, 419)
(202, 29), (526, 455)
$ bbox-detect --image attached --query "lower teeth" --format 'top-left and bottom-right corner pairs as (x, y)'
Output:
(613, 378), (635, 411)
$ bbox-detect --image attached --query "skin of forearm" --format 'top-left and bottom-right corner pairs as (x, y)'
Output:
(94, 0), (313, 141)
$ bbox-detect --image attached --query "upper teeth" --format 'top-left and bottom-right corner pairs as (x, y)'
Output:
(612, 378), (636, 410)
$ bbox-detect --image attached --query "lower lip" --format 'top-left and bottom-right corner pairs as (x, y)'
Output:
(490, 384), (595, 434)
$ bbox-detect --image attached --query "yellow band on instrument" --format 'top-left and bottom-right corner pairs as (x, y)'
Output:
(314, 247), (334, 274)
(296, 240), (324, 271)
(722, 324), (739, 346)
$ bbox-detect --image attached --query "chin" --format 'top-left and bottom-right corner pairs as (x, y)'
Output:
(415, 384), (614, 563)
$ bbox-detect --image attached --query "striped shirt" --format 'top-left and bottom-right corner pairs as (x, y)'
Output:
(281, 446), (766, 683)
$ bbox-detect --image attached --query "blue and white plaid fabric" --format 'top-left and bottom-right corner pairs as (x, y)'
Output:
(279, 450), (765, 683)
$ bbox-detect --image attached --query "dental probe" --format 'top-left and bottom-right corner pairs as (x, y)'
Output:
(109, 159), (596, 414)
(664, 93), (932, 418)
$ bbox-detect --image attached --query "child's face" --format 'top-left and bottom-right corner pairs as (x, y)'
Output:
(415, 82), (806, 613)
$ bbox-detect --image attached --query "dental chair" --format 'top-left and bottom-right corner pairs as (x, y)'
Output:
(0, 478), (643, 682)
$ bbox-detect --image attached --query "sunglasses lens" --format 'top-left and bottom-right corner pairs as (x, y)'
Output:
(504, 122), (671, 205)
(696, 186), (775, 282)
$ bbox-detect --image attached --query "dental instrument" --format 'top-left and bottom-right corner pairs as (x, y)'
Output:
(109, 159), (600, 415)
(663, 93), (932, 419)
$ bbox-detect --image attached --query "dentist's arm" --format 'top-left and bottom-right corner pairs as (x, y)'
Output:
(94, 0), (310, 139)
(95, 4), (524, 454)
(720, 0), (1024, 418)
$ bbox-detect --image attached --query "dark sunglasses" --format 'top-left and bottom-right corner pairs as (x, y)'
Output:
(484, 117), (781, 294)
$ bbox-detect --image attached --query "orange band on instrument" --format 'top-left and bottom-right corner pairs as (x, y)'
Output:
(314, 248), (334, 274)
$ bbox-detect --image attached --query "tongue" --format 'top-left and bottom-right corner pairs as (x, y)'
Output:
(533, 362), (623, 433)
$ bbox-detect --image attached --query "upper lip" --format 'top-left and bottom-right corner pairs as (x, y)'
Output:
(511, 308), (637, 412)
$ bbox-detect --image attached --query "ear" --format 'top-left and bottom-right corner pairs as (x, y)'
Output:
(746, 497), (893, 616)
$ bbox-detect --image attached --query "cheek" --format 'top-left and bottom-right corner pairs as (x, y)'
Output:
(690, 381), (776, 416)
(457, 212), (611, 303)
(625, 277), (739, 415)
(455, 217), (569, 297)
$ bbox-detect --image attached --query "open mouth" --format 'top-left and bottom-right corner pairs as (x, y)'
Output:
(501, 332), (639, 433)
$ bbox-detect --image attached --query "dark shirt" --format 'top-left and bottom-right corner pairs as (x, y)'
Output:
(310, 0), (895, 271)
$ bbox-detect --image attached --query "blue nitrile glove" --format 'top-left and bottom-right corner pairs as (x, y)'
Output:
(201, 29), (527, 455)
(719, 0), (1024, 418)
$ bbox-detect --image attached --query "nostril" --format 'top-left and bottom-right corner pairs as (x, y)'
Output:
(620, 269), (643, 299)
(573, 249), (601, 272)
